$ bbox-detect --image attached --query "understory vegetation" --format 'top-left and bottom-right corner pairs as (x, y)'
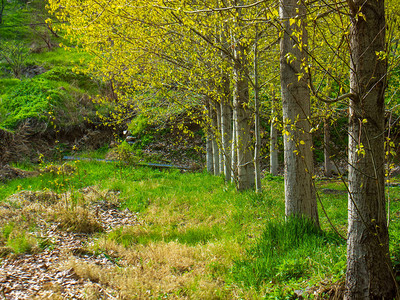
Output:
(1, 161), (400, 298)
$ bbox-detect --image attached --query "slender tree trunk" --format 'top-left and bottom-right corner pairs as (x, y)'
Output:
(216, 100), (223, 175)
(220, 28), (233, 182)
(254, 28), (262, 192)
(0, 0), (5, 24)
(231, 118), (237, 183)
(221, 88), (232, 182)
(206, 101), (214, 174)
(324, 113), (333, 177)
(211, 103), (220, 176)
(233, 43), (254, 190)
(270, 95), (279, 176)
(345, 0), (395, 298)
(279, 0), (318, 224)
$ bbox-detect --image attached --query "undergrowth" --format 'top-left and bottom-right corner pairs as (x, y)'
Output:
(0, 161), (399, 298)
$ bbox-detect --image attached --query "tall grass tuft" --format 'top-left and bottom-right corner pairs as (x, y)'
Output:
(231, 216), (344, 288)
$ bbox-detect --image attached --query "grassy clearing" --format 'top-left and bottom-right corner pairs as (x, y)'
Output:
(1, 161), (400, 298)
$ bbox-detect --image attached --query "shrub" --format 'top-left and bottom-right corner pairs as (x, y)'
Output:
(0, 41), (30, 78)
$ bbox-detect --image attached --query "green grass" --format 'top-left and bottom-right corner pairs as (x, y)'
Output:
(1, 161), (400, 298)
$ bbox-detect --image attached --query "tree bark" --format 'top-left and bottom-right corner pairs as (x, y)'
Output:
(0, 0), (5, 24)
(345, 0), (395, 298)
(216, 99), (223, 175)
(206, 101), (214, 174)
(231, 117), (238, 183)
(211, 102), (220, 176)
(233, 43), (254, 190)
(279, 0), (318, 224)
(254, 28), (262, 192)
(221, 84), (232, 182)
(270, 94), (279, 176)
(324, 114), (333, 177)
(220, 28), (233, 182)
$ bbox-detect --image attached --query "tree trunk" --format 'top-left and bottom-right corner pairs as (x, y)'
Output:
(279, 0), (318, 224)
(0, 0), (5, 24)
(216, 100), (223, 175)
(206, 101), (214, 174)
(270, 94), (279, 176)
(233, 43), (254, 191)
(324, 114), (333, 177)
(220, 27), (233, 182)
(254, 28), (262, 192)
(231, 117), (237, 183)
(221, 87), (232, 182)
(211, 102), (220, 176)
(345, 0), (395, 298)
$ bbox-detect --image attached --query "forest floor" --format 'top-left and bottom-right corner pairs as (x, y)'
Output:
(0, 185), (137, 299)
(0, 158), (398, 299)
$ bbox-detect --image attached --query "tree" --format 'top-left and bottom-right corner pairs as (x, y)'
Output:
(0, 0), (5, 24)
(345, 0), (396, 297)
(279, 0), (319, 224)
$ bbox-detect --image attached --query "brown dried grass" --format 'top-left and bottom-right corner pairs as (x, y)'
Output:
(65, 240), (233, 299)
(50, 204), (103, 233)
(0, 188), (107, 235)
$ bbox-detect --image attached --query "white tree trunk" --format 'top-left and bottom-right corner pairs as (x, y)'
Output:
(279, 0), (318, 224)
(211, 103), (220, 176)
(206, 102), (214, 174)
(220, 29), (233, 183)
(270, 95), (279, 176)
(323, 115), (333, 177)
(233, 43), (254, 190)
(216, 100), (223, 175)
(254, 28), (262, 192)
(221, 91), (232, 182)
(231, 117), (237, 183)
(345, 0), (395, 298)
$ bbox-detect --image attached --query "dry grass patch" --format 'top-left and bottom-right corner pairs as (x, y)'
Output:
(67, 239), (237, 299)
(49, 204), (103, 233)
(0, 186), (123, 255)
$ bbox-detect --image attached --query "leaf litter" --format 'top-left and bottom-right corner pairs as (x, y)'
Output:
(0, 186), (139, 299)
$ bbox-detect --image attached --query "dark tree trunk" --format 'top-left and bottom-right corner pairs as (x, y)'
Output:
(346, 0), (396, 298)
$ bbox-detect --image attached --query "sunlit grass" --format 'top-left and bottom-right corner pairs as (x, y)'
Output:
(1, 161), (400, 298)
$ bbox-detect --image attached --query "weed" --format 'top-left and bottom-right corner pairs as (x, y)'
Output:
(115, 141), (140, 164)
(6, 228), (38, 254)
